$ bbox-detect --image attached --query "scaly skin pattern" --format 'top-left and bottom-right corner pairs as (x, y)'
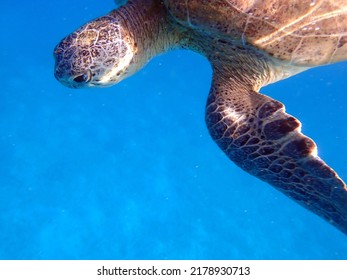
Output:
(206, 53), (347, 234)
(54, 16), (136, 88)
(54, 0), (347, 235)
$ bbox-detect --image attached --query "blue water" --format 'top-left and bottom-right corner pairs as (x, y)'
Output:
(1, 0), (347, 259)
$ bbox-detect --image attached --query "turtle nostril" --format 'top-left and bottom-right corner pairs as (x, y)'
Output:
(73, 71), (91, 83)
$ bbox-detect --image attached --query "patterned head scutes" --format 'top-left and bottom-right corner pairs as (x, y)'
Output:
(54, 15), (136, 88)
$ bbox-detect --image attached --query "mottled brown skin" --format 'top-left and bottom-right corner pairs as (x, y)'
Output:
(54, 0), (347, 235)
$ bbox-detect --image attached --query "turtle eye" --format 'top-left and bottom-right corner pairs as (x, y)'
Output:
(73, 71), (91, 83)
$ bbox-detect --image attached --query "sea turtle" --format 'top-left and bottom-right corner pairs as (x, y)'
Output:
(54, 0), (347, 235)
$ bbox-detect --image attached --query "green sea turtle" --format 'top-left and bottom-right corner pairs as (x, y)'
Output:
(54, 0), (347, 235)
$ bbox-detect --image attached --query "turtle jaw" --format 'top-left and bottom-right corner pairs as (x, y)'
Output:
(54, 70), (91, 89)
(53, 61), (93, 89)
(54, 65), (130, 89)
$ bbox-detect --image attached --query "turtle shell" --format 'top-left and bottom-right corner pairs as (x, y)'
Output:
(164, 0), (347, 66)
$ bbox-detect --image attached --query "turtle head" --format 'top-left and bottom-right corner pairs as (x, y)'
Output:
(54, 15), (138, 89)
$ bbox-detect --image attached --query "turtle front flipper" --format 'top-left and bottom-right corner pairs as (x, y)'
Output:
(206, 72), (347, 235)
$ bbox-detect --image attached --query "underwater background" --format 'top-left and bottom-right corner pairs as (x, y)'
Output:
(1, 0), (347, 259)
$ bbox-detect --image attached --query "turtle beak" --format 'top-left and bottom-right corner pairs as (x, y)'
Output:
(53, 43), (93, 89)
